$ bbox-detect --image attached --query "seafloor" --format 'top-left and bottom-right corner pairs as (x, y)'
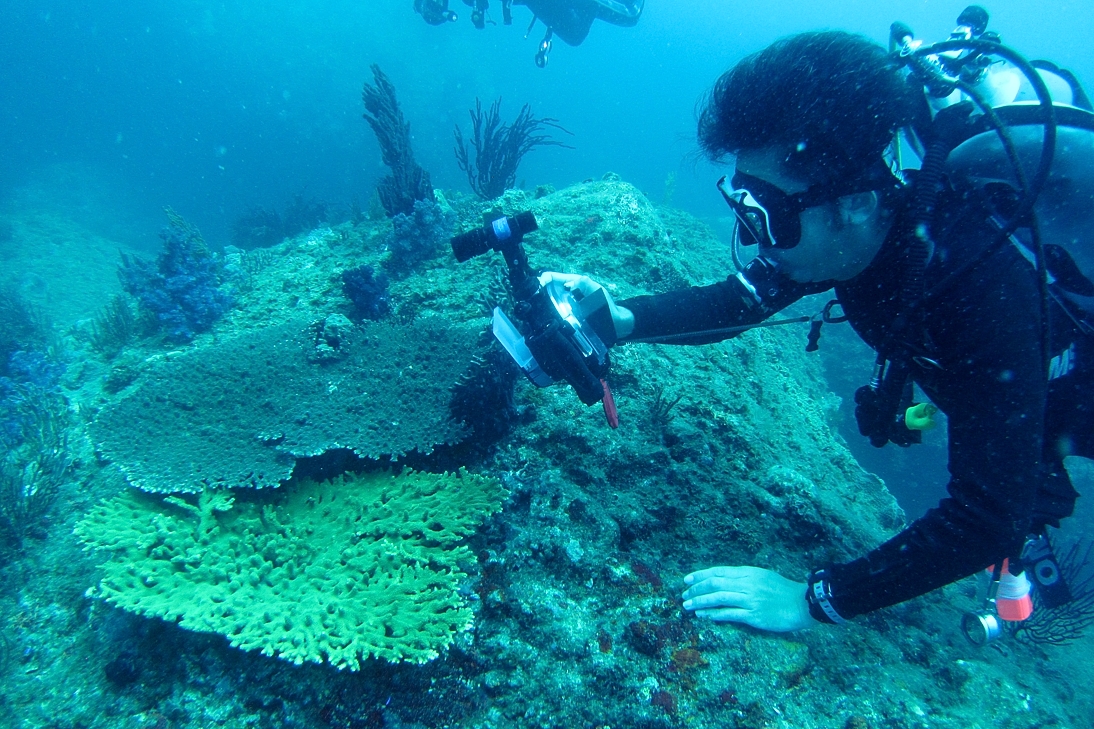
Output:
(1, 172), (1093, 729)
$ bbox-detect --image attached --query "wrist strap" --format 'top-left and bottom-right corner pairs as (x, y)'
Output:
(807, 570), (847, 625)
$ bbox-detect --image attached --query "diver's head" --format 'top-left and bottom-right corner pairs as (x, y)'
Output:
(725, 148), (892, 282)
(699, 31), (922, 183)
(701, 31), (919, 281)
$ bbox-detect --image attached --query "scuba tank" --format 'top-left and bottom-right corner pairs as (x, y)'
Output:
(896, 6), (1094, 327)
(857, 5), (1094, 449)
(945, 106), (1094, 328)
(870, 8), (1086, 643)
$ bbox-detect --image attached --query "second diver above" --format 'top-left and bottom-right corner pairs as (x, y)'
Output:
(413, 0), (643, 66)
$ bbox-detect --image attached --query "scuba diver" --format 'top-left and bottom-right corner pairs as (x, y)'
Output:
(456, 7), (1094, 640)
(413, 0), (643, 66)
(414, 0), (458, 25)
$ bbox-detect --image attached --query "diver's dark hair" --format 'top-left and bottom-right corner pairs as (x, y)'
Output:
(698, 31), (923, 184)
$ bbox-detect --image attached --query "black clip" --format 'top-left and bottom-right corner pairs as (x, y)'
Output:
(805, 299), (846, 352)
(805, 318), (823, 352)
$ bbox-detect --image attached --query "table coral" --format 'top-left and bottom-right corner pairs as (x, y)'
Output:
(75, 468), (507, 668)
(91, 316), (479, 493)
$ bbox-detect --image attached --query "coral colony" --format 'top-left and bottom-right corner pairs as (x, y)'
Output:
(118, 209), (233, 343)
(361, 65), (455, 275)
(341, 264), (391, 321)
(454, 97), (573, 200)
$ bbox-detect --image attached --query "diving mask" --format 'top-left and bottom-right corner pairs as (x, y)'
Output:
(717, 170), (899, 250)
(717, 172), (852, 250)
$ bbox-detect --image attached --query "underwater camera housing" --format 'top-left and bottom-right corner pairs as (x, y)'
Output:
(451, 212), (615, 418)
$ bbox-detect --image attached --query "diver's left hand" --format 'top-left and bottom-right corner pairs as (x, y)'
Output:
(681, 566), (818, 633)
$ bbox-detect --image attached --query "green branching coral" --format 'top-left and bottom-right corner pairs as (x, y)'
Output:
(75, 469), (507, 668)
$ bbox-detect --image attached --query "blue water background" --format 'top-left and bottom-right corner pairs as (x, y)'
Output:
(3, 0), (1091, 247)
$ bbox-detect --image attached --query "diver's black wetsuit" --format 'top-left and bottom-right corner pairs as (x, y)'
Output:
(516, 0), (642, 45)
(619, 188), (1092, 620)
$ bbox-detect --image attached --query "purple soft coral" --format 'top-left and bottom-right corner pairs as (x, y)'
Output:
(119, 210), (234, 343)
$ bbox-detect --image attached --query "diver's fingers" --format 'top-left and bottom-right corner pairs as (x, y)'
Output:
(681, 576), (749, 601)
(682, 589), (752, 612)
(537, 271), (605, 297)
(683, 565), (756, 586)
(567, 275), (602, 296)
(694, 607), (756, 624)
(537, 271), (584, 288)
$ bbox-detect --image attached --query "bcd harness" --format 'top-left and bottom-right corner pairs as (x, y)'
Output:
(853, 11), (1094, 453)
(829, 7), (1094, 622)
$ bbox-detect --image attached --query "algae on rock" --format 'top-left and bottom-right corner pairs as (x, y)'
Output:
(75, 469), (507, 668)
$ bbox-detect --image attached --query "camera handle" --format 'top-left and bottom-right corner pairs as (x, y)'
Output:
(451, 212), (618, 426)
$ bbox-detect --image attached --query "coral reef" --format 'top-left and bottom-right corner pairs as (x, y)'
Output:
(454, 98), (573, 200)
(341, 264), (391, 320)
(361, 65), (433, 218)
(75, 469), (507, 669)
(86, 293), (137, 359)
(280, 195), (331, 237)
(3, 174), (1093, 729)
(2, 348), (65, 394)
(0, 285), (54, 377)
(91, 316), (480, 493)
(118, 209), (234, 343)
(386, 197), (456, 276)
(360, 66), (451, 276)
(0, 380), (73, 556)
(0, 286), (72, 557)
(449, 347), (521, 452)
(229, 206), (284, 250)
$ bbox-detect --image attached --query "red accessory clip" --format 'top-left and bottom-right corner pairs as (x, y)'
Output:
(601, 379), (619, 429)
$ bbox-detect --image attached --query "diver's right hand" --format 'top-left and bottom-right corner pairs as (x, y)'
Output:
(538, 271), (635, 341)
